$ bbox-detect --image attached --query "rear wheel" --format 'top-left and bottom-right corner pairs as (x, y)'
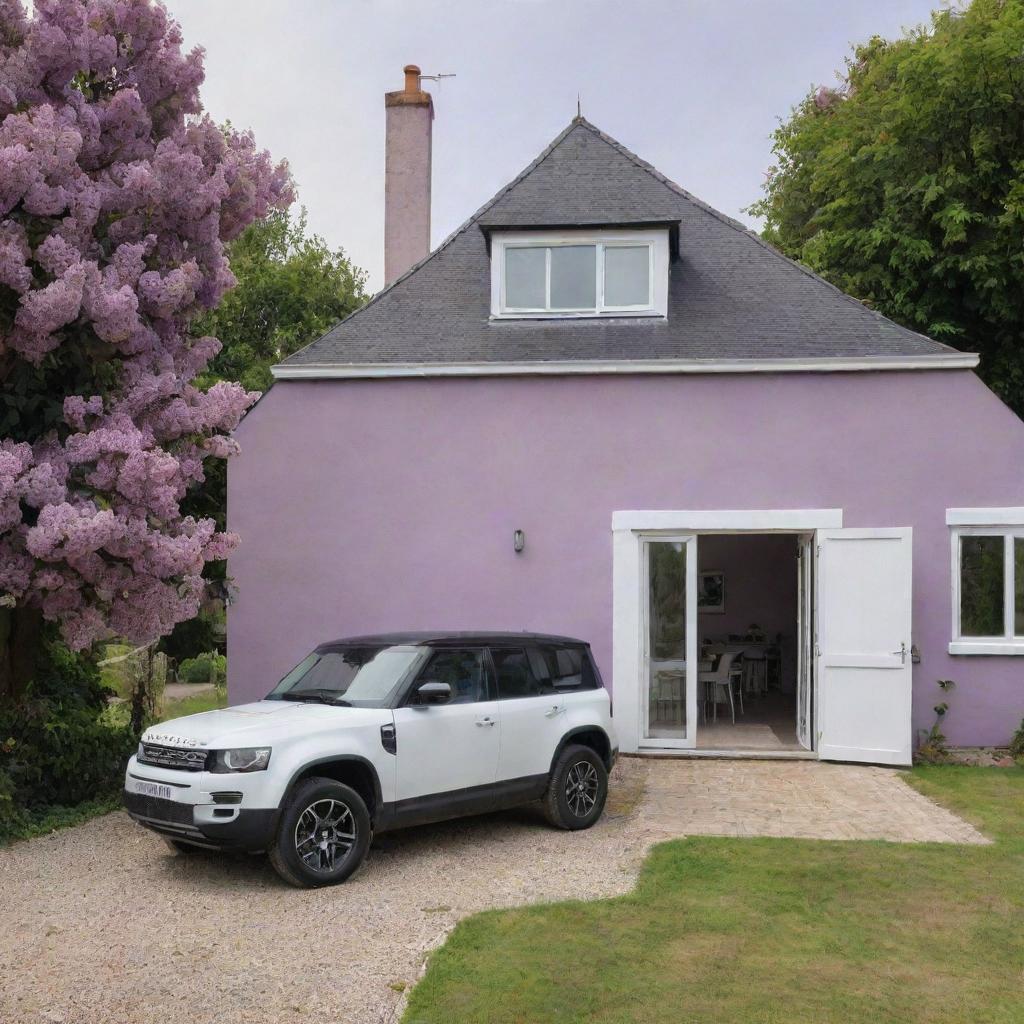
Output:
(268, 777), (371, 888)
(543, 744), (608, 830)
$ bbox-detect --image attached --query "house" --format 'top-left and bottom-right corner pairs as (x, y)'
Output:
(227, 67), (1024, 765)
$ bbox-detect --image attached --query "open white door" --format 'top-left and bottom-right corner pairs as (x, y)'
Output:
(817, 528), (913, 766)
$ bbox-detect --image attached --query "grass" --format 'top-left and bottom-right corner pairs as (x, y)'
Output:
(403, 766), (1024, 1024)
(160, 685), (227, 719)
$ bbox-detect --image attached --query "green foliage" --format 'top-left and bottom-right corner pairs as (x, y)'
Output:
(0, 631), (134, 839)
(1011, 718), (1024, 759)
(182, 206), (366, 541)
(178, 651), (227, 686)
(159, 615), (219, 665)
(750, 0), (1024, 415)
(193, 207), (367, 394)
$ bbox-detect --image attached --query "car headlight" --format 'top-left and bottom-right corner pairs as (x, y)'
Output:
(209, 747), (272, 773)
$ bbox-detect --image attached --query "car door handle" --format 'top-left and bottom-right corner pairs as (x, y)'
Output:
(544, 705), (565, 718)
(475, 716), (496, 727)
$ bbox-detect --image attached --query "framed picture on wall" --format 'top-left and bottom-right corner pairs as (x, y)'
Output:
(698, 570), (725, 613)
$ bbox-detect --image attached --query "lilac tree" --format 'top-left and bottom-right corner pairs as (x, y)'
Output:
(0, 0), (292, 696)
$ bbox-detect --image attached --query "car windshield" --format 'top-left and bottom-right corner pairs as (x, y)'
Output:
(265, 645), (424, 708)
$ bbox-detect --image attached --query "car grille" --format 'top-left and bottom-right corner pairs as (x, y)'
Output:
(124, 792), (196, 826)
(138, 743), (209, 772)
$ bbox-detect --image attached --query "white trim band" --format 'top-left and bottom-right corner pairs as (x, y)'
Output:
(612, 509), (843, 532)
(946, 507), (1024, 526)
(271, 353), (979, 381)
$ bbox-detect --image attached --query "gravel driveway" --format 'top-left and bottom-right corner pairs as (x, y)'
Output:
(1, 757), (984, 1024)
(0, 759), (649, 1024)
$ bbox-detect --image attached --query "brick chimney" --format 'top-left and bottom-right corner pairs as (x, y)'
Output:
(384, 65), (433, 285)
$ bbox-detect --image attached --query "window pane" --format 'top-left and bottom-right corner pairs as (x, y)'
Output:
(416, 649), (486, 704)
(604, 245), (650, 306)
(549, 245), (596, 309)
(504, 247), (546, 308)
(960, 536), (1004, 636)
(1016, 539), (1024, 636)
(646, 541), (687, 740)
(491, 647), (541, 699)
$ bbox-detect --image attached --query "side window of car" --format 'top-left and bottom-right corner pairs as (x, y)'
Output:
(413, 649), (487, 705)
(490, 647), (542, 699)
(546, 645), (596, 691)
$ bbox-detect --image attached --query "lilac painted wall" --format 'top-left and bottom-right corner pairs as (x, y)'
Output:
(697, 534), (798, 690)
(228, 369), (1024, 747)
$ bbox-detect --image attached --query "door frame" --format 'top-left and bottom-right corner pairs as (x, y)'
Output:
(612, 509), (843, 754)
(639, 534), (699, 748)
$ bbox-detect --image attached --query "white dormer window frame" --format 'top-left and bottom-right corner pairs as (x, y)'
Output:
(490, 228), (669, 320)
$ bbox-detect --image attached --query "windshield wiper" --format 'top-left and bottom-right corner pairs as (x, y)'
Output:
(280, 689), (352, 706)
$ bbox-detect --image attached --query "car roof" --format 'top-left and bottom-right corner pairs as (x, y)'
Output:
(316, 631), (590, 649)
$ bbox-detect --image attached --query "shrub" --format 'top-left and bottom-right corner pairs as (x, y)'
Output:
(0, 630), (135, 841)
(1010, 720), (1024, 762)
(178, 651), (227, 686)
(159, 615), (218, 665)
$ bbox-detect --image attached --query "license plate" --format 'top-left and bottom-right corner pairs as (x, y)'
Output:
(130, 780), (173, 801)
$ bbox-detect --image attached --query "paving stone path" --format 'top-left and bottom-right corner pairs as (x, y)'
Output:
(637, 758), (989, 844)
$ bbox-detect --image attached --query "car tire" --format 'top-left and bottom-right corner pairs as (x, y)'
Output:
(268, 777), (371, 888)
(543, 744), (608, 830)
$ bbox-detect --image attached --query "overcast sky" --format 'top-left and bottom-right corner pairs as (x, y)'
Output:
(163, 0), (941, 292)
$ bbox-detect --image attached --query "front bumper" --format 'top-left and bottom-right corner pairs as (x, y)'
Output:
(123, 757), (278, 851)
(123, 789), (277, 851)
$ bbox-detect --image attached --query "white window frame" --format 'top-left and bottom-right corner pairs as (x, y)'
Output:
(947, 507), (1024, 655)
(490, 229), (668, 319)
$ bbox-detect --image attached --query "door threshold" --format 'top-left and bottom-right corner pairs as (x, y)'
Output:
(630, 748), (818, 761)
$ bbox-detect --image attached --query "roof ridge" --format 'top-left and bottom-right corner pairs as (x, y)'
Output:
(571, 118), (954, 352)
(282, 120), (589, 364)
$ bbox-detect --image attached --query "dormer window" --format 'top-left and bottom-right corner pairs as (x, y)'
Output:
(490, 229), (668, 319)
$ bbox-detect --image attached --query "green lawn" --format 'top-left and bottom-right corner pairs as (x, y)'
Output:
(161, 685), (227, 719)
(403, 767), (1023, 1024)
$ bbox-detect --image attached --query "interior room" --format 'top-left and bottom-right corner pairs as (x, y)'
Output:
(644, 532), (807, 753)
(696, 534), (801, 750)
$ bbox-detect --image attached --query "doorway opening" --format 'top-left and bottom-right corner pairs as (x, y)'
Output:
(642, 531), (815, 754)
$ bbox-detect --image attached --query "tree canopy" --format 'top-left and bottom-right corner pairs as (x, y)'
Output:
(194, 207), (367, 394)
(0, 0), (291, 686)
(750, 0), (1024, 414)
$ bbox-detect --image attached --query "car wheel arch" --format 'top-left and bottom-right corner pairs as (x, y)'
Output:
(283, 755), (383, 826)
(549, 726), (613, 775)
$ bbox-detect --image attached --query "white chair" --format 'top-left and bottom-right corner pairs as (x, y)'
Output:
(699, 651), (740, 724)
(743, 650), (768, 698)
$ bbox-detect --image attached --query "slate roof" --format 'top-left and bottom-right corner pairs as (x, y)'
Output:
(280, 117), (954, 369)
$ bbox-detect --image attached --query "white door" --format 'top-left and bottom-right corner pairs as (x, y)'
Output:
(639, 535), (698, 749)
(816, 528), (913, 766)
(490, 645), (569, 781)
(796, 534), (814, 751)
(392, 648), (501, 799)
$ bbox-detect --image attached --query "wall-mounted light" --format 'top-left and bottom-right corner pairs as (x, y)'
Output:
(513, 529), (525, 553)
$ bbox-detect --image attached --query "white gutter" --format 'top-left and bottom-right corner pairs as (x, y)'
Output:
(271, 352), (979, 380)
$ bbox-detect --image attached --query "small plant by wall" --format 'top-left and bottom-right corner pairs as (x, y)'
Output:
(1010, 720), (1024, 763)
(915, 679), (955, 764)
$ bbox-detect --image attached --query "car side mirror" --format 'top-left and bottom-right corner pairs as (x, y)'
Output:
(415, 681), (452, 705)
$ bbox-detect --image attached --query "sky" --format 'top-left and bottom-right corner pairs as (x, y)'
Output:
(162, 0), (943, 292)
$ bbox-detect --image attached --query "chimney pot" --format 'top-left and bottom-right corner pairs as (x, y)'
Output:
(384, 64), (433, 285)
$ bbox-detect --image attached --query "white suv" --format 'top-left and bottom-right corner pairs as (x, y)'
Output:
(124, 632), (618, 887)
